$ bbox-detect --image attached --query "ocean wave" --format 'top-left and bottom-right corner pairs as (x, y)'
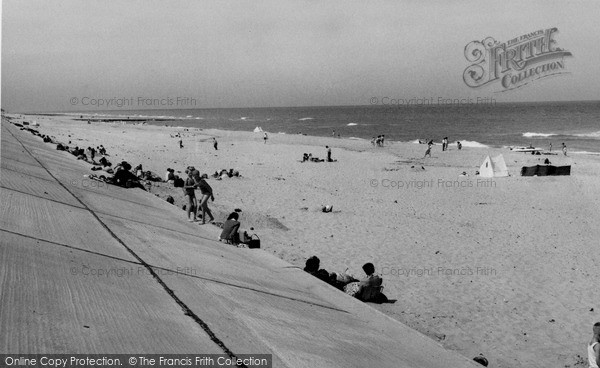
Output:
(572, 131), (600, 138)
(457, 140), (489, 148)
(346, 123), (358, 126)
(523, 132), (557, 138)
(298, 117), (313, 121)
(570, 150), (600, 155)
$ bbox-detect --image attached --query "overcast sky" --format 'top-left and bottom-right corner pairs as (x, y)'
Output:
(2, 0), (599, 112)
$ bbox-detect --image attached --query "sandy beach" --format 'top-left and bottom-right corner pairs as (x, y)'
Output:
(13, 114), (600, 368)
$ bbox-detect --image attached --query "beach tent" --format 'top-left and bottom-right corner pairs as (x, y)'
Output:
(479, 154), (509, 177)
(253, 126), (263, 132)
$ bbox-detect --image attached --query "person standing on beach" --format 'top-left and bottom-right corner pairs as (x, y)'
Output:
(194, 172), (215, 224)
(588, 322), (600, 368)
(264, 132), (268, 144)
(562, 142), (567, 156)
(442, 137), (448, 151)
(179, 139), (183, 149)
(183, 169), (197, 222)
(326, 146), (332, 162)
(213, 137), (218, 150)
(424, 145), (432, 158)
(549, 142), (552, 152)
(332, 130), (336, 137)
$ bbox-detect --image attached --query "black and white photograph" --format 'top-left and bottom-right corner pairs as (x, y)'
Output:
(2, 1), (600, 367)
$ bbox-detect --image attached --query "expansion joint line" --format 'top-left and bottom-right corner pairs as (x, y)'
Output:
(5, 125), (247, 368)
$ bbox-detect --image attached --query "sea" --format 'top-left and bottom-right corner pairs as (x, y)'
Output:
(64, 101), (600, 154)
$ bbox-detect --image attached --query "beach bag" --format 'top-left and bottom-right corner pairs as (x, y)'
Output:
(247, 234), (261, 249)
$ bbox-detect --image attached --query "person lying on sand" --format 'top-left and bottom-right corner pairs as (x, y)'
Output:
(89, 161), (145, 190)
(304, 256), (335, 284)
(303, 256), (357, 290)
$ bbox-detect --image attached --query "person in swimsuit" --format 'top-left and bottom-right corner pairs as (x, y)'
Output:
(424, 145), (432, 158)
(183, 169), (197, 222)
(193, 171), (215, 224)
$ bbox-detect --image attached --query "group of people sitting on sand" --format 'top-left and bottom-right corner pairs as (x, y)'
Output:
(303, 256), (389, 304)
(18, 125), (155, 191)
(302, 146), (335, 163)
(371, 135), (385, 147)
(302, 153), (322, 162)
(87, 160), (148, 190)
(211, 168), (241, 180)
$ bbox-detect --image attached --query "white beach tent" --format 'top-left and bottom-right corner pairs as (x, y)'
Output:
(479, 154), (509, 177)
(253, 126), (263, 132)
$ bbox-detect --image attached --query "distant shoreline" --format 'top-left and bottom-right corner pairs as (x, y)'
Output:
(16, 111), (600, 155)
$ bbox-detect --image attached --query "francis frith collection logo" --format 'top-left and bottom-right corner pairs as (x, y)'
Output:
(463, 27), (572, 91)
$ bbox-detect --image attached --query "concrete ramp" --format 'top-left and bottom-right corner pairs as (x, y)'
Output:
(0, 120), (479, 367)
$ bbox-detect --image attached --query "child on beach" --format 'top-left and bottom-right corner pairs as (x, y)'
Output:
(562, 142), (567, 156)
(589, 322), (600, 368)
(213, 137), (218, 150)
(264, 132), (268, 144)
(424, 146), (432, 158)
(194, 171), (215, 224)
(183, 169), (197, 222)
